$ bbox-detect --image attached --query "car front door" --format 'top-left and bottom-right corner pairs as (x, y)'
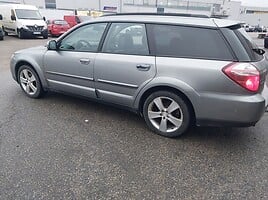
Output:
(44, 23), (107, 98)
(94, 23), (156, 107)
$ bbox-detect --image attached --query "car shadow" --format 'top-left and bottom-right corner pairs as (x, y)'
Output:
(42, 91), (260, 143)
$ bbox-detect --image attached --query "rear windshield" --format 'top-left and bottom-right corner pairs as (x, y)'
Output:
(234, 28), (263, 61)
(54, 20), (68, 25)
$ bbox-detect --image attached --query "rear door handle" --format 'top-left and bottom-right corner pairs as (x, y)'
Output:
(80, 58), (90, 65)
(136, 64), (151, 71)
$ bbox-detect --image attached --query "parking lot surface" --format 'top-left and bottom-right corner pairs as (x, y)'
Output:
(0, 35), (268, 199)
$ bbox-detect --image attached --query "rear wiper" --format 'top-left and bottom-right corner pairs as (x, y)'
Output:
(252, 48), (265, 55)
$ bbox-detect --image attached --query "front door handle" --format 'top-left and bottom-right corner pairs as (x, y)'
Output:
(136, 64), (151, 71)
(80, 58), (90, 65)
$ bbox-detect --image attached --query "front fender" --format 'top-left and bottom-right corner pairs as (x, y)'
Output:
(12, 55), (48, 89)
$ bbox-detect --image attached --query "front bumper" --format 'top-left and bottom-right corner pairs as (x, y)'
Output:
(20, 28), (48, 37)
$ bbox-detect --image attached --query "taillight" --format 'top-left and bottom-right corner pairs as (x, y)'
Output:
(223, 63), (260, 92)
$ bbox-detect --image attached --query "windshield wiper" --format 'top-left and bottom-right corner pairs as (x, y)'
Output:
(252, 48), (265, 55)
(19, 17), (42, 20)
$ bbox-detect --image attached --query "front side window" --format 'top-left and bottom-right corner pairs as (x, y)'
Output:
(148, 24), (233, 60)
(59, 23), (107, 52)
(15, 9), (42, 20)
(102, 23), (149, 56)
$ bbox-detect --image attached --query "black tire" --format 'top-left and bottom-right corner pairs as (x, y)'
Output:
(43, 33), (48, 39)
(143, 91), (191, 138)
(0, 36), (3, 41)
(264, 37), (268, 49)
(17, 29), (24, 39)
(3, 27), (8, 36)
(18, 65), (44, 98)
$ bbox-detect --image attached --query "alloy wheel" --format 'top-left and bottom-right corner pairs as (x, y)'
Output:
(147, 96), (183, 133)
(19, 69), (38, 95)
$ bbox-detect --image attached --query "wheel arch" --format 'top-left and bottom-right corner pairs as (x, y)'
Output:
(15, 60), (48, 90)
(137, 85), (196, 123)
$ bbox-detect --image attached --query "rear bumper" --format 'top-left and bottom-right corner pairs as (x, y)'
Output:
(195, 92), (267, 127)
(50, 30), (67, 36)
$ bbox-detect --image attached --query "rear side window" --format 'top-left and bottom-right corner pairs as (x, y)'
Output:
(219, 27), (264, 62)
(147, 24), (233, 60)
(102, 23), (149, 56)
(234, 28), (263, 61)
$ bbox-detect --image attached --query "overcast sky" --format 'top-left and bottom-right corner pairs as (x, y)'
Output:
(240, 0), (268, 7)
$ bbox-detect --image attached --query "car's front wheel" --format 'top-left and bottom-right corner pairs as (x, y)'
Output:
(143, 91), (191, 137)
(17, 29), (24, 39)
(18, 65), (44, 98)
(2, 26), (8, 36)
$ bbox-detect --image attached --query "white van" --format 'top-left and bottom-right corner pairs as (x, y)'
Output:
(0, 4), (48, 39)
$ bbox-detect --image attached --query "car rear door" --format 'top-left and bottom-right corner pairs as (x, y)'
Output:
(94, 23), (156, 107)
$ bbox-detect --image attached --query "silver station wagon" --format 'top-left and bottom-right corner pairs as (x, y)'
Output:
(10, 13), (268, 137)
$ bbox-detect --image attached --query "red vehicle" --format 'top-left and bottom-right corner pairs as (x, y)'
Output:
(47, 19), (70, 37)
(64, 15), (92, 28)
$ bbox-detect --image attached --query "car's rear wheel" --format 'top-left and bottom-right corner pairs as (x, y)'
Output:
(18, 65), (44, 98)
(43, 32), (48, 39)
(143, 91), (191, 138)
(264, 37), (268, 48)
(0, 36), (3, 41)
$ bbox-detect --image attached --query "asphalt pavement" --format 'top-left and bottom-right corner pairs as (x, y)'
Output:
(0, 35), (267, 199)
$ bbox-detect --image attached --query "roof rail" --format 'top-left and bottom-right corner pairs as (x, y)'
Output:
(102, 12), (209, 18)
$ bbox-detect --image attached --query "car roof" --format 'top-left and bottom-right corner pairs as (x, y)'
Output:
(90, 13), (240, 28)
(0, 4), (38, 10)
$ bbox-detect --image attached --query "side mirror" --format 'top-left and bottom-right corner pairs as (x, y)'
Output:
(47, 40), (57, 50)
(11, 15), (16, 21)
(43, 16), (46, 21)
(0, 14), (2, 20)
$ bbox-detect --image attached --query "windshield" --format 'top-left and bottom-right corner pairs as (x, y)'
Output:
(15, 9), (42, 20)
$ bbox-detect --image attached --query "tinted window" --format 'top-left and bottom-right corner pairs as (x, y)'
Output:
(234, 28), (263, 61)
(45, 0), (56, 9)
(148, 24), (233, 60)
(59, 23), (107, 52)
(221, 28), (251, 62)
(102, 23), (149, 55)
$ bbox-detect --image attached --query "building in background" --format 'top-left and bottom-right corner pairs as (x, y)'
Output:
(0, 0), (120, 11)
(0, 0), (234, 17)
(1, 0), (268, 26)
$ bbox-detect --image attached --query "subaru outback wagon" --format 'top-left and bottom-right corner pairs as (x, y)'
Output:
(10, 13), (268, 137)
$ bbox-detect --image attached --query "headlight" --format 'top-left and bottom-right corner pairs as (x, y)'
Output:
(22, 25), (29, 30)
